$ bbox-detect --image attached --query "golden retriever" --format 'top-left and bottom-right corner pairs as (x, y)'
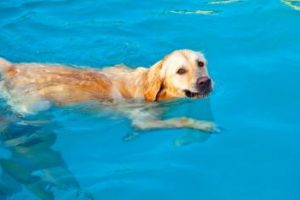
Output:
(0, 49), (215, 133)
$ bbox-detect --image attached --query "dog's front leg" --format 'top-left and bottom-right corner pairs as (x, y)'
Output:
(132, 117), (216, 133)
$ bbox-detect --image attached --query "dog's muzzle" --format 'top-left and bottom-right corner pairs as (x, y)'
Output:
(197, 76), (212, 96)
(184, 76), (212, 98)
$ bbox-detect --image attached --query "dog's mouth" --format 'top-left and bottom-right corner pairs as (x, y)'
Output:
(184, 90), (200, 98)
(184, 89), (211, 98)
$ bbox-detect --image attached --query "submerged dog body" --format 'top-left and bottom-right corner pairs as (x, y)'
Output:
(0, 49), (215, 132)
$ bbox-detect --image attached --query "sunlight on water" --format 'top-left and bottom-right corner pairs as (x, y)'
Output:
(169, 10), (217, 15)
(208, 0), (244, 5)
(281, 0), (300, 10)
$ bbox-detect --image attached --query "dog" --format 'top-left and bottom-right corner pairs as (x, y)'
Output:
(0, 49), (215, 133)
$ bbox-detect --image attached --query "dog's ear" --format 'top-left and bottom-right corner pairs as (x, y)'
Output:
(144, 60), (164, 102)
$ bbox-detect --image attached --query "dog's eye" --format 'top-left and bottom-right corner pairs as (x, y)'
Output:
(177, 68), (187, 75)
(197, 60), (205, 68)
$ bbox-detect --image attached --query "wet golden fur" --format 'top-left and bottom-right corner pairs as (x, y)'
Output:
(0, 49), (215, 133)
(0, 49), (210, 104)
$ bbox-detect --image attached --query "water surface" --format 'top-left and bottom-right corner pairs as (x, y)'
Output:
(1, 0), (300, 199)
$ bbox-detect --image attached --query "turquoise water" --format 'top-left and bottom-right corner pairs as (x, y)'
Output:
(1, 0), (300, 199)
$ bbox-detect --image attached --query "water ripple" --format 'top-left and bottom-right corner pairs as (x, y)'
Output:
(168, 10), (217, 15)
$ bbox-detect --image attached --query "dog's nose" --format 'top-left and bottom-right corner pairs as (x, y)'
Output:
(197, 76), (211, 88)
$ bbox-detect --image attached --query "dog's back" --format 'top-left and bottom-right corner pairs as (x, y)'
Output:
(0, 58), (114, 114)
(0, 57), (13, 75)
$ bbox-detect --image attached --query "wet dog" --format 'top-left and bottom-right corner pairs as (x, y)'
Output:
(0, 49), (215, 132)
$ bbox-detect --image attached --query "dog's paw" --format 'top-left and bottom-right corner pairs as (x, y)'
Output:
(180, 117), (218, 133)
(194, 121), (217, 132)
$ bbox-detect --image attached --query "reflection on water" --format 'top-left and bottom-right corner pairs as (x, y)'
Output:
(0, 97), (213, 199)
(0, 108), (93, 199)
(169, 99), (214, 146)
(66, 98), (215, 146)
(156, 99), (214, 146)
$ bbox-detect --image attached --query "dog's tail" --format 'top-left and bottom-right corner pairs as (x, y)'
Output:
(0, 57), (12, 74)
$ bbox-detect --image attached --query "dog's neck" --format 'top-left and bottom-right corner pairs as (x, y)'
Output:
(155, 86), (178, 101)
(101, 64), (176, 102)
(102, 66), (149, 101)
(140, 64), (178, 102)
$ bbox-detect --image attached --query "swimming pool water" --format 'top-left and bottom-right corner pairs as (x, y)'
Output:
(1, 0), (300, 199)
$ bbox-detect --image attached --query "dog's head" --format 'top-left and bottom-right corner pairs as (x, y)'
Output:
(144, 49), (213, 101)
